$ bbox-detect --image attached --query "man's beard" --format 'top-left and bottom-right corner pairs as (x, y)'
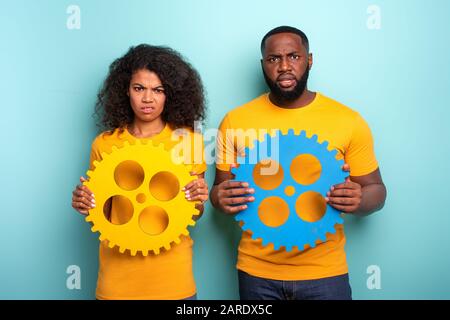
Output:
(263, 66), (310, 102)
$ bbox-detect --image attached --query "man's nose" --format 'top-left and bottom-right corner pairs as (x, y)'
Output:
(278, 57), (291, 72)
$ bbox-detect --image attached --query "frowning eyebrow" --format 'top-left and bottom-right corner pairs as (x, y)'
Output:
(131, 82), (164, 89)
(265, 51), (301, 58)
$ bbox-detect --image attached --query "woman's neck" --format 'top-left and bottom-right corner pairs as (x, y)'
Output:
(128, 119), (166, 138)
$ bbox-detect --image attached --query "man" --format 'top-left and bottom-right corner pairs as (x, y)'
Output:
(210, 26), (387, 300)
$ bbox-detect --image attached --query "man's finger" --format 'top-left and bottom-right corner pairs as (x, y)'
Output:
(326, 196), (355, 205)
(327, 203), (355, 213)
(224, 204), (248, 214)
(328, 189), (355, 198)
(223, 180), (249, 189)
(223, 196), (255, 206)
(225, 187), (254, 197)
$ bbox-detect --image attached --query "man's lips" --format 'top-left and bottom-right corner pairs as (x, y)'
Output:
(277, 74), (297, 88)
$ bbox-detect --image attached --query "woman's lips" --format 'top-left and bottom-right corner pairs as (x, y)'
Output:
(141, 106), (154, 114)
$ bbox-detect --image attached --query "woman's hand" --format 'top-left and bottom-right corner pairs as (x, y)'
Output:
(71, 176), (95, 215)
(183, 173), (209, 205)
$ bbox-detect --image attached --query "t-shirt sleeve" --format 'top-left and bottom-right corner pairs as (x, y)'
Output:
(345, 112), (379, 176)
(215, 114), (236, 172)
(88, 136), (102, 171)
(191, 131), (207, 175)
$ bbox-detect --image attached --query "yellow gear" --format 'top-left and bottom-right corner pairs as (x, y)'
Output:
(83, 139), (199, 256)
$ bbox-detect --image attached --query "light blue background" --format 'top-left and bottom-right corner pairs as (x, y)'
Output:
(1, 0), (449, 299)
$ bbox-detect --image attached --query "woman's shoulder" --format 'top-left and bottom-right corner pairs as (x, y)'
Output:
(168, 125), (203, 140)
(91, 128), (127, 149)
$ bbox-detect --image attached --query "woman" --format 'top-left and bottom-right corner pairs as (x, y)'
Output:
(71, 44), (208, 300)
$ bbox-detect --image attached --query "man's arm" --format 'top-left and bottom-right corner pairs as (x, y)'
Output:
(326, 168), (386, 217)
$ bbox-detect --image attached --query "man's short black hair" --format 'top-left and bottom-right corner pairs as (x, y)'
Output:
(260, 26), (309, 54)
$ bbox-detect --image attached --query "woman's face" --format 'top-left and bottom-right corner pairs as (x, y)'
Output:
(128, 69), (166, 123)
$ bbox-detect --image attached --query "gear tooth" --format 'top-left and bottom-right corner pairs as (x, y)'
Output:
(123, 141), (130, 147)
(153, 248), (160, 255)
(300, 130), (306, 137)
(329, 149), (338, 158)
(241, 224), (249, 231)
(311, 134), (318, 142)
(321, 140), (329, 149)
(287, 128), (295, 136)
(163, 243), (171, 251)
(188, 219), (196, 227)
(108, 241), (116, 249)
(130, 249), (137, 256)
(99, 234), (106, 241)
(173, 237), (181, 244)
(91, 226), (99, 233)
(86, 170), (94, 178)
(85, 215), (92, 222)
(93, 160), (101, 168)
(141, 250), (148, 257)
(111, 145), (119, 152)
(181, 229), (190, 236)
(309, 241), (317, 248)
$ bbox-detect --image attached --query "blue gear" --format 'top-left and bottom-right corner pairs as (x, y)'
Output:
(232, 129), (348, 251)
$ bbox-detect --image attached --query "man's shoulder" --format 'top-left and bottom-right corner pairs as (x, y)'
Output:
(318, 93), (358, 115)
(224, 93), (268, 119)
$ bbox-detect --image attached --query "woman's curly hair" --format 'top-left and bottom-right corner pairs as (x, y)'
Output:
(95, 44), (206, 132)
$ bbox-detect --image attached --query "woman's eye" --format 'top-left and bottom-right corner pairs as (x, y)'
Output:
(155, 88), (165, 94)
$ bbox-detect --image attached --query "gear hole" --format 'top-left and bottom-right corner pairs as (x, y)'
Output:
(104, 195), (134, 225)
(114, 160), (145, 191)
(258, 196), (290, 227)
(252, 159), (284, 190)
(149, 171), (180, 201)
(139, 206), (169, 235)
(290, 154), (322, 185)
(295, 191), (327, 222)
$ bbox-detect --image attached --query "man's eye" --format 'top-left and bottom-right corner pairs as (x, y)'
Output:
(268, 57), (279, 63)
(134, 87), (144, 92)
(290, 55), (300, 60)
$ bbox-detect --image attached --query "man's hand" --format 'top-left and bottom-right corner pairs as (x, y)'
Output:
(215, 180), (255, 215)
(325, 163), (386, 216)
(326, 176), (362, 214)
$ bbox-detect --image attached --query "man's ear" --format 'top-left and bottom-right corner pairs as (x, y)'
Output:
(308, 53), (313, 70)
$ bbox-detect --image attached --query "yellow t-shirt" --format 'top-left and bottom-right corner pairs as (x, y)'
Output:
(216, 92), (379, 281)
(89, 124), (206, 299)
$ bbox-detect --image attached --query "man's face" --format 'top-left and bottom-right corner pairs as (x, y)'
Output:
(261, 32), (312, 101)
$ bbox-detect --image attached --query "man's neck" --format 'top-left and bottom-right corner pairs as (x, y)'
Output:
(269, 89), (316, 109)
